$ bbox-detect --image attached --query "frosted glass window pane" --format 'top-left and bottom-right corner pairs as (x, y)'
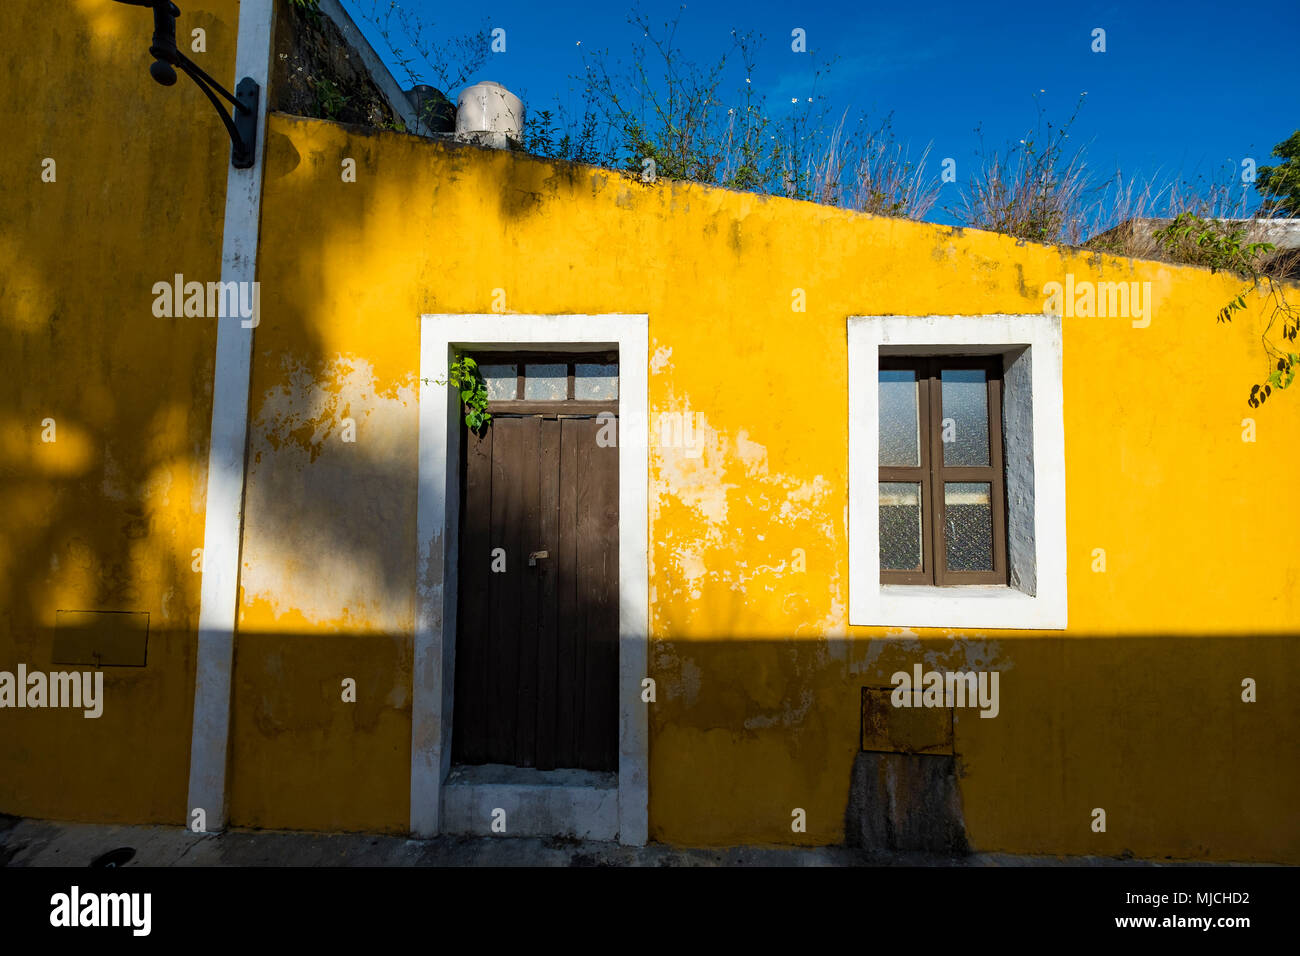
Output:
(524, 364), (568, 400)
(575, 363), (618, 400)
(940, 369), (990, 466)
(879, 370), (920, 466)
(479, 364), (517, 401)
(879, 482), (922, 571)
(944, 482), (993, 572)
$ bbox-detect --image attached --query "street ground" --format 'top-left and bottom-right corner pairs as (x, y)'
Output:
(0, 815), (1240, 867)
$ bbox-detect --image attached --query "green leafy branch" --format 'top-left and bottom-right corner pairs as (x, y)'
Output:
(425, 355), (492, 429)
(289, 0), (323, 31)
(315, 78), (348, 120)
(1154, 212), (1299, 407)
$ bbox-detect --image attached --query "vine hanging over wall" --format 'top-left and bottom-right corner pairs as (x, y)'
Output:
(1153, 212), (1299, 407)
(425, 355), (492, 429)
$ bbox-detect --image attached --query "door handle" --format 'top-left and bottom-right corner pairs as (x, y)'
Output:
(528, 550), (549, 566)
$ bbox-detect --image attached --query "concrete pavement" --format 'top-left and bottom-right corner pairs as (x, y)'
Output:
(0, 814), (1234, 867)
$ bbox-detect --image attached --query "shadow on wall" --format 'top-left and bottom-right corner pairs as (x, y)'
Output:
(168, 616), (1300, 863)
(0, 97), (603, 828)
(0, 0), (425, 829)
(646, 633), (1297, 862)
(0, 0), (242, 824)
(4, 7), (1297, 866)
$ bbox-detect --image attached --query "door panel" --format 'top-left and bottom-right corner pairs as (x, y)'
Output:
(454, 422), (493, 766)
(453, 412), (619, 772)
(573, 417), (619, 771)
(534, 417), (561, 770)
(554, 418), (580, 769)
(487, 416), (526, 762)
(513, 416), (542, 765)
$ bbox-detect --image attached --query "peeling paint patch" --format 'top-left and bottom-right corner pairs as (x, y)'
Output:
(652, 416), (839, 624)
(241, 354), (417, 631)
(649, 344), (673, 374)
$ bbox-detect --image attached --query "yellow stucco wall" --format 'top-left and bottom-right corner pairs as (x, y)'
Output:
(3, 0), (1294, 857)
(239, 113), (1299, 859)
(0, 0), (240, 822)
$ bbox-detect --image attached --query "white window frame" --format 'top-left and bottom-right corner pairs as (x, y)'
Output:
(848, 314), (1067, 630)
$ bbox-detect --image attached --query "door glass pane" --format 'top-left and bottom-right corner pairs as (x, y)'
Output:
(940, 369), (990, 466)
(879, 482), (922, 571)
(479, 364), (518, 401)
(524, 364), (568, 400)
(575, 362), (618, 400)
(944, 482), (993, 572)
(879, 370), (920, 466)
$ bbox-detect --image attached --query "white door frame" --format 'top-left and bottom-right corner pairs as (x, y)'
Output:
(413, 314), (649, 845)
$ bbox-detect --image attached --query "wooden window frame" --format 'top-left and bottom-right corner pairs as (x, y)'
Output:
(879, 356), (1007, 586)
(472, 350), (620, 416)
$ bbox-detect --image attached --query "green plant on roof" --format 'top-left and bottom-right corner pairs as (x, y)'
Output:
(1154, 211), (1299, 407)
(315, 78), (348, 120)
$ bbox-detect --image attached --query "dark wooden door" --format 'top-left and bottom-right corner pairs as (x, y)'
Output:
(452, 413), (619, 772)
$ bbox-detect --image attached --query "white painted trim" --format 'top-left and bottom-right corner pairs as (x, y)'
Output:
(848, 314), (1068, 630)
(317, 0), (420, 132)
(186, 0), (277, 832)
(414, 314), (650, 845)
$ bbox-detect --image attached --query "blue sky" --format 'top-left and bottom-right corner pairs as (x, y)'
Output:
(341, 0), (1299, 226)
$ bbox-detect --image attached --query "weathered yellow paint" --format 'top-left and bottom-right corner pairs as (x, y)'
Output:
(0, 0), (239, 823)
(5, 3), (1297, 858)
(238, 113), (1298, 859)
(228, 630), (413, 832)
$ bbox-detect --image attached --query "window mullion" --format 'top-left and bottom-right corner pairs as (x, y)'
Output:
(915, 361), (930, 584)
(988, 370), (1008, 579)
(925, 359), (946, 586)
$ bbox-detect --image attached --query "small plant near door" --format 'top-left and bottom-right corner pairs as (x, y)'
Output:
(427, 355), (492, 429)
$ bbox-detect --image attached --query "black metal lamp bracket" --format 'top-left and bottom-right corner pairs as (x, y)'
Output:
(114, 0), (259, 169)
